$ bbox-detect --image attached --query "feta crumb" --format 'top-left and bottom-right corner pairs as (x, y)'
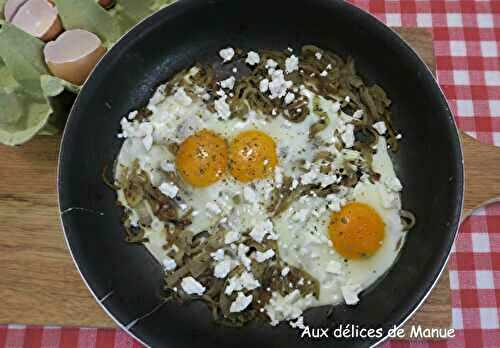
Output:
(259, 78), (269, 93)
(372, 121), (387, 135)
(255, 249), (275, 263)
(265, 59), (278, 69)
(214, 95), (231, 120)
(284, 92), (295, 105)
(225, 271), (260, 295)
(320, 70), (328, 77)
(232, 67), (238, 73)
(287, 47), (293, 52)
(220, 76), (236, 90)
(206, 201), (222, 215)
(162, 257), (176, 271)
(315, 52), (322, 60)
(326, 260), (342, 274)
(225, 230), (241, 244)
(274, 167), (283, 187)
(214, 259), (234, 278)
(291, 179), (299, 189)
(290, 316), (306, 329)
(385, 177), (403, 192)
(285, 55), (299, 73)
(245, 51), (260, 66)
(219, 47), (235, 62)
(341, 124), (355, 148)
(396, 133), (403, 140)
(268, 69), (293, 99)
(281, 267), (290, 276)
(352, 109), (364, 119)
(159, 182), (178, 198)
(243, 186), (257, 203)
(210, 249), (225, 261)
(160, 160), (175, 172)
(341, 284), (362, 305)
(249, 219), (274, 243)
(127, 110), (138, 120)
(326, 63), (332, 70)
(230, 292), (253, 313)
(181, 277), (206, 295)
(173, 88), (192, 106)
(345, 96), (351, 103)
(237, 243), (252, 270)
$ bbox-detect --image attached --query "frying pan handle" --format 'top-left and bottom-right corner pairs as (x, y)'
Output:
(461, 132), (500, 218)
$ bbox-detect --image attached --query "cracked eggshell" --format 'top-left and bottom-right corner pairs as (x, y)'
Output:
(6, 0), (63, 41)
(44, 29), (107, 85)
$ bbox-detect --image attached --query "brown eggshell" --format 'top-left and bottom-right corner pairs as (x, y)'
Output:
(44, 29), (107, 85)
(7, 0), (63, 41)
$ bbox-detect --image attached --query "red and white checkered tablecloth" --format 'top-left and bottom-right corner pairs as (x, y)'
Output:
(0, 0), (498, 347)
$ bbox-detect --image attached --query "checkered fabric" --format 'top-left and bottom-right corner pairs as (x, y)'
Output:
(0, 0), (498, 347)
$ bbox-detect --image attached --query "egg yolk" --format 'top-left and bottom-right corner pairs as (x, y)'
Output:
(229, 130), (278, 182)
(328, 202), (385, 259)
(175, 130), (228, 187)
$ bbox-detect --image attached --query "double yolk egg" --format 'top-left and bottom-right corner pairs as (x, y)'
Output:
(175, 129), (278, 187)
(175, 129), (385, 260)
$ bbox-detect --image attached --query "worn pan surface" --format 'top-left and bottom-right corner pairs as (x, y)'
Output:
(58, 0), (463, 346)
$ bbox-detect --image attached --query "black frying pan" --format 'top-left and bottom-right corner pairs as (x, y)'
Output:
(58, 0), (464, 347)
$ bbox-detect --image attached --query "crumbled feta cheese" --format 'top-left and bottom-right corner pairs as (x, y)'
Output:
(341, 284), (362, 305)
(385, 177), (403, 192)
(255, 249), (275, 263)
(159, 182), (178, 198)
(291, 179), (299, 189)
(210, 249), (225, 261)
(216, 89), (225, 97)
(206, 201), (222, 215)
(301, 168), (318, 185)
(274, 167), (283, 187)
(372, 121), (387, 135)
(243, 186), (257, 203)
(284, 92), (295, 105)
(326, 194), (344, 212)
(326, 63), (332, 70)
(341, 124), (355, 148)
(214, 259), (234, 278)
(320, 70), (328, 77)
(219, 47), (235, 62)
(326, 260), (342, 274)
(352, 109), (364, 119)
(214, 95), (231, 120)
(220, 76), (236, 90)
(281, 267), (290, 276)
(249, 219), (274, 243)
(181, 277), (206, 295)
(160, 160), (175, 172)
(259, 78), (269, 93)
(396, 133), (403, 140)
(128, 110), (138, 120)
(237, 243), (252, 270)
(162, 257), (176, 271)
(225, 230), (241, 244)
(315, 52), (322, 60)
(289, 316), (306, 329)
(268, 69), (293, 99)
(285, 55), (299, 73)
(265, 290), (315, 325)
(245, 51), (260, 66)
(173, 88), (192, 106)
(345, 96), (351, 103)
(230, 292), (253, 313)
(225, 271), (260, 294)
(265, 59), (278, 69)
